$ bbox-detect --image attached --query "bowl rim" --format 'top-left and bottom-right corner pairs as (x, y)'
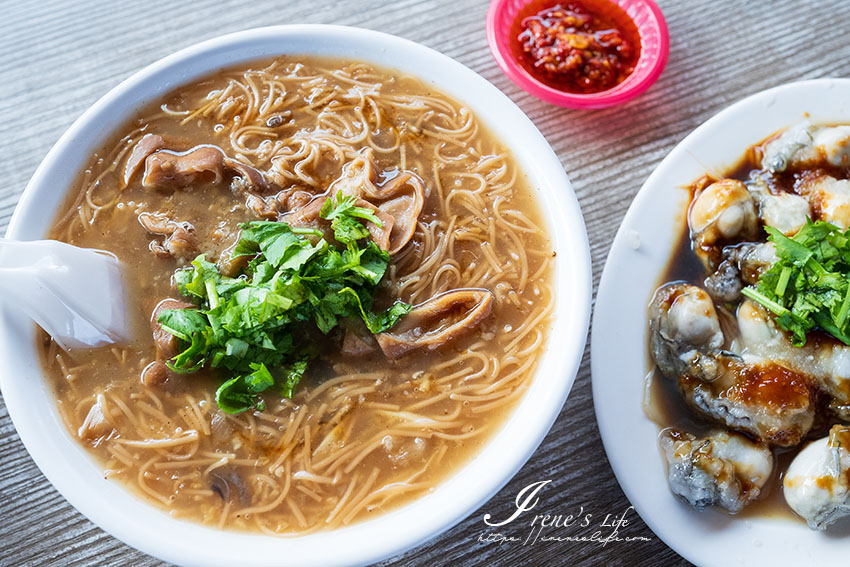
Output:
(591, 77), (850, 566)
(0, 24), (592, 567)
(485, 0), (669, 109)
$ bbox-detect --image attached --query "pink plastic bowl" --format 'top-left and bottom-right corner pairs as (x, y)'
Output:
(486, 0), (669, 109)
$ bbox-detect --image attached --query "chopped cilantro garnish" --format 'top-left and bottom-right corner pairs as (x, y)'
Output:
(742, 219), (850, 346)
(320, 191), (384, 246)
(215, 362), (275, 414)
(158, 197), (410, 414)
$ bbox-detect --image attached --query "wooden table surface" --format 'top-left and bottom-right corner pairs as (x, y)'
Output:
(2, 1), (848, 565)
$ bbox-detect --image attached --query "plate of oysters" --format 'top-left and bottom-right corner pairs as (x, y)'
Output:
(593, 78), (850, 566)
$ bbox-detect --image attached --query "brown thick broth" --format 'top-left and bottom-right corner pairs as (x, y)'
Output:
(41, 56), (554, 533)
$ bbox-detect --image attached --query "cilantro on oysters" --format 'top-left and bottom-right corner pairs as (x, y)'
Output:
(743, 219), (850, 347)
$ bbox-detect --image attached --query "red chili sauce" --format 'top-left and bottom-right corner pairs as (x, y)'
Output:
(513, 0), (641, 94)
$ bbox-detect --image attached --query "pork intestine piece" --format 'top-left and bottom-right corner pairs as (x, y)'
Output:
(329, 148), (425, 255)
(283, 194), (395, 252)
(138, 211), (197, 261)
(122, 133), (165, 188)
(245, 189), (313, 220)
(376, 288), (494, 359)
(141, 298), (193, 389)
(139, 144), (271, 193)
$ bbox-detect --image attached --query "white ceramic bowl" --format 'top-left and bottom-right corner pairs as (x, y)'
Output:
(0, 25), (591, 567)
(592, 78), (850, 567)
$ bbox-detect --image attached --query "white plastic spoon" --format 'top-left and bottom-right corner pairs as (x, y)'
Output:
(0, 239), (129, 350)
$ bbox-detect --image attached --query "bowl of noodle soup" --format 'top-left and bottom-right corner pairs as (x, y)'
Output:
(0, 25), (591, 566)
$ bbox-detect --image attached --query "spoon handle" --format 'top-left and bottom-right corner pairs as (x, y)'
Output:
(0, 238), (129, 350)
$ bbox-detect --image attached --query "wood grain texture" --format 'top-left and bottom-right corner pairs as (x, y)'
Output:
(1, 0), (848, 565)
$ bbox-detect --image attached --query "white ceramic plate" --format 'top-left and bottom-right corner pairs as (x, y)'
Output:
(1, 25), (592, 567)
(592, 78), (850, 567)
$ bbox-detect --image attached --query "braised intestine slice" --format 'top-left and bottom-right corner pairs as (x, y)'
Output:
(245, 189), (313, 220)
(376, 288), (494, 359)
(283, 195), (325, 227)
(369, 172), (424, 255)
(143, 146), (226, 188)
(138, 212), (197, 261)
(329, 148), (425, 255)
(141, 298), (193, 388)
(141, 145), (270, 192)
(326, 149), (377, 197)
(226, 158), (271, 192)
(358, 201), (395, 251)
(284, 195), (395, 252)
(341, 328), (378, 356)
(122, 133), (165, 187)
(217, 239), (250, 278)
(150, 298), (192, 360)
